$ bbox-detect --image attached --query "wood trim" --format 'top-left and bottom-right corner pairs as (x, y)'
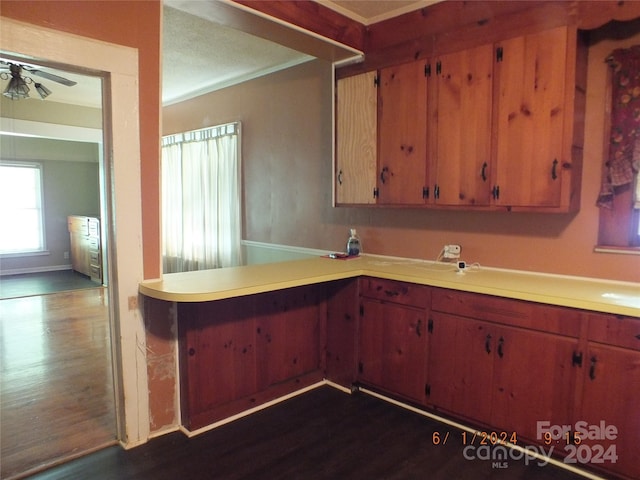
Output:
(574, 0), (640, 29)
(232, 0), (366, 52)
(239, 1), (640, 80)
(365, 1), (563, 52)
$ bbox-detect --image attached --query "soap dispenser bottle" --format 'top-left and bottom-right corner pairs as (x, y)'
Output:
(346, 228), (361, 256)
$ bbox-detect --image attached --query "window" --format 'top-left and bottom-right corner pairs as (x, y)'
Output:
(161, 122), (242, 273)
(597, 46), (640, 249)
(0, 162), (45, 254)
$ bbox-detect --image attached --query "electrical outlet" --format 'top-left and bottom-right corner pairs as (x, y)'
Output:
(443, 244), (461, 259)
(63, 251), (70, 259)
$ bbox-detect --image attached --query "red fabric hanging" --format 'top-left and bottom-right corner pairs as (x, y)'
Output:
(597, 45), (640, 208)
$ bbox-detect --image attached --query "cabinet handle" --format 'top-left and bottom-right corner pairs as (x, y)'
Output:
(481, 162), (488, 182)
(497, 336), (505, 358)
(416, 319), (422, 337)
(337, 170), (343, 185)
(572, 351), (583, 367)
(380, 166), (389, 184)
(551, 159), (558, 180)
(492, 185), (500, 200)
(485, 334), (492, 354)
(188, 347), (196, 357)
(384, 289), (399, 297)
(589, 356), (597, 381)
(434, 184), (440, 199)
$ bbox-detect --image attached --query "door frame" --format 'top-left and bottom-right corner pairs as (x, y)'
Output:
(0, 16), (150, 447)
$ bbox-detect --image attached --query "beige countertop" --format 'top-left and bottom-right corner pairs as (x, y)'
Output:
(139, 255), (640, 317)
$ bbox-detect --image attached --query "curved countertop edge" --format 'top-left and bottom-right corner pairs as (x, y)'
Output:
(139, 255), (640, 317)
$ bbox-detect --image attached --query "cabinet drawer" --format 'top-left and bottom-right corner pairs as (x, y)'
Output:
(359, 277), (429, 308)
(88, 218), (100, 237)
(432, 288), (581, 337)
(88, 237), (100, 251)
(90, 265), (101, 279)
(587, 313), (640, 351)
(68, 216), (89, 235)
(90, 251), (100, 265)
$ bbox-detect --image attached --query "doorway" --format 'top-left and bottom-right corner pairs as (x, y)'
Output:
(1, 13), (150, 467)
(0, 57), (118, 478)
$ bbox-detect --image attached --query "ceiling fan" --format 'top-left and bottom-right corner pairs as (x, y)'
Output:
(0, 60), (77, 100)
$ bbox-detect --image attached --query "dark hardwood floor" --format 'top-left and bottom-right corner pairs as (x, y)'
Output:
(0, 271), (99, 300)
(28, 386), (588, 480)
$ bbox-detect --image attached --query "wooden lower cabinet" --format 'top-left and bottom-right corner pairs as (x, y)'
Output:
(359, 298), (428, 403)
(490, 324), (578, 442)
(174, 277), (638, 479)
(428, 312), (578, 442)
(178, 285), (324, 430)
(357, 277), (430, 403)
(573, 313), (640, 480)
(325, 279), (359, 388)
(427, 312), (494, 422)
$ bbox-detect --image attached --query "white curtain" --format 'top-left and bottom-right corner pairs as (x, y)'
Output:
(162, 123), (242, 273)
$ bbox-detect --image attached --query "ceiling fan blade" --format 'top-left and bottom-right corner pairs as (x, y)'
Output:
(27, 69), (77, 86)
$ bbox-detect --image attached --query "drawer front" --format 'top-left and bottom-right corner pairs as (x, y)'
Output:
(587, 313), (640, 351)
(359, 277), (429, 308)
(88, 237), (100, 251)
(68, 216), (89, 235)
(431, 288), (581, 337)
(90, 251), (101, 265)
(88, 218), (100, 237)
(90, 265), (101, 280)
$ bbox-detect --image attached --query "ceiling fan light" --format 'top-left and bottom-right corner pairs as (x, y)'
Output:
(35, 83), (52, 99)
(3, 76), (30, 99)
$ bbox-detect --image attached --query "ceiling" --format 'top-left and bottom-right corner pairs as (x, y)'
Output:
(0, 0), (438, 110)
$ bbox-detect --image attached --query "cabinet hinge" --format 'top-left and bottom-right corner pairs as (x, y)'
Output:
(436, 61), (442, 75)
(374, 75), (380, 87)
(422, 186), (429, 199)
(358, 361), (364, 374)
(496, 47), (504, 63)
(373, 187), (379, 199)
(425, 384), (431, 396)
(428, 318), (434, 333)
(572, 351), (583, 367)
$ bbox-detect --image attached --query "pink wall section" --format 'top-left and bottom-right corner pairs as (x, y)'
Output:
(163, 53), (639, 284)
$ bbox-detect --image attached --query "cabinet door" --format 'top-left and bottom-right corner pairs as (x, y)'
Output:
(433, 44), (493, 206)
(378, 60), (428, 204)
(180, 300), (258, 424)
(491, 325), (578, 442)
(325, 279), (359, 388)
(359, 298), (428, 403)
(256, 287), (322, 389)
(428, 312), (493, 422)
(493, 26), (569, 207)
(577, 344), (640, 480)
(336, 72), (378, 204)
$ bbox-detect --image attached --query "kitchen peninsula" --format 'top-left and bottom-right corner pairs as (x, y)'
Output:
(140, 255), (639, 479)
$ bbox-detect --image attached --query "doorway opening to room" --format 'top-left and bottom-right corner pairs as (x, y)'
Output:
(0, 53), (118, 478)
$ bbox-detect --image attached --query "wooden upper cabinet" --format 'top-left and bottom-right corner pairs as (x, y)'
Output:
(431, 44), (494, 206)
(333, 24), (585, 211)
(377, 60), (428, 205)
(493, 26), (577, 210)
(335, 71), (378, 204)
